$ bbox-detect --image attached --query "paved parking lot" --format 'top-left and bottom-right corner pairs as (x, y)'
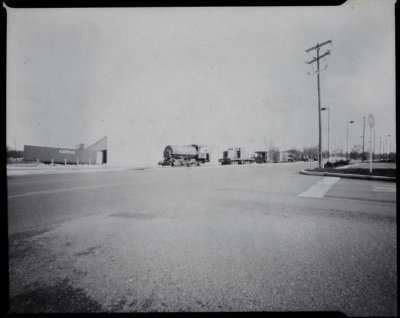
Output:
(7, 162), (397, 315)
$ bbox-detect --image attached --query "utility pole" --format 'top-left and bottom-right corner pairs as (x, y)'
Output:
(379, 137), (382, 161)
(362, 116), (365, 163)
(305, 40), (332, 168)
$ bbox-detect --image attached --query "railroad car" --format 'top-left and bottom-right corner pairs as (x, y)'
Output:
(158, 145), (210, 167)
(219, 147), (255, 165)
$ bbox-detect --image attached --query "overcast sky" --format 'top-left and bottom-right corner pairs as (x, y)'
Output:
(6, 0), (396, 166)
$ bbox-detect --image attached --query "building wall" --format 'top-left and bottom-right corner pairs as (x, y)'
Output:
(24, 145), (97, 164)
(86, 136), (107, 152)
(86, 136), (108, 164)
(279, 151), (289, 162)
(268, 150), (280, 163)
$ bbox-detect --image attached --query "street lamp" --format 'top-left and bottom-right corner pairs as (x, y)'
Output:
(346, 120), (354, 160)
(362, 116), (365, 163)
(321, 107), (330, 161)
(386, 134), (391, 160)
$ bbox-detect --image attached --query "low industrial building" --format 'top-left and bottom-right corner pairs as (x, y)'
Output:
(279, 150), (290, 162)
(267, 150), (280, 163)
(23, 136), (108, 165)
(86, 136), (108, 164)
(279, 149), (299, 162)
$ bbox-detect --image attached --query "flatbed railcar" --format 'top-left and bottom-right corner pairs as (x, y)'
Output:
(219, 147), (255, 165)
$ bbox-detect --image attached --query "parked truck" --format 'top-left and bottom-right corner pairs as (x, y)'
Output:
(219, 147), (255, 165)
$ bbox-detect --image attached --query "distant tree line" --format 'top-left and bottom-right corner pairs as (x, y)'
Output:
(6, 145), (23, 159)
(6, 143), (395, 163)
(265, 144), (395, 161)
(289, 146), (319, 160)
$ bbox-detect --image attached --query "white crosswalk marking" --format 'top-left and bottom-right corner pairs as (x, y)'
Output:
(372, 186), (396, 193)
(298, 177), (340, 198)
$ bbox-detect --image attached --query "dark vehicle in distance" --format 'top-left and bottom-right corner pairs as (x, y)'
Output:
(158, 145), (210, 167)
(254, 151), (268, 164)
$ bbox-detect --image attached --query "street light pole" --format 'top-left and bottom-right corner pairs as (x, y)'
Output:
(384, 136), (387, 160)
(369, 128), (372, 173)
(321, 107), (330, 161)
(386, 134), (391, 160)
(14, 136), (17, 161)
(367, 114), (375, 174)
(346, 120), (354, 161)
(360, 135), (363, 159)
(373, 129), (375, 162)
(362, 116), (365, 163)
(341, 141), (343, 158)
(347, 123), (349, 160)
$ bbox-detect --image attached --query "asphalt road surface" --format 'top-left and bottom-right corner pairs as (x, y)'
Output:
(7, 162), (397, 315)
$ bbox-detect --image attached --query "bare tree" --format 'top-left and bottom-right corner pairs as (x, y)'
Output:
(268, 145), (280, 163)
(350, 144), (362, 160)
(332, 147), (342, 157)
(75, 143), (86, 150)
(287, 148), (302, 160)
(302, 146), (318, 161)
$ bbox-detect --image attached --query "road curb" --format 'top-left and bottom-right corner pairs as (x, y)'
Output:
(299, 170), (396, 182)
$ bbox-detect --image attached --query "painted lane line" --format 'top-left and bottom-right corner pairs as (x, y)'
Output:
(324, 195), (396, 205)
(372, 186), (396, 189)
(372, 187), (396, 193)
(7, 180), (161, 199)
(8, 182), (140, 198)
(8, 176), (194, 199)
(297, 177), (340, 198)
(6, 168), (128, 177)
(7, 173), (135, 186)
